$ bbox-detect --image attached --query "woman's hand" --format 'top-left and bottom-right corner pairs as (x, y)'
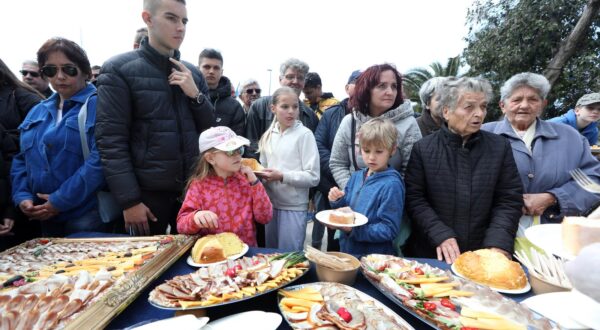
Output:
(436, 237), (460, 264)
(194, 211), (219, 229)
(326, 223), (352, 234)
(256, 169), (283, 183)
(34, 193), (60, 220)
(169, 58), (199, 98)
(328, 187), (345, 202)
(0, 218), (14, 236)
(240, 165), (258, 183)
(523, 193), (556, 215)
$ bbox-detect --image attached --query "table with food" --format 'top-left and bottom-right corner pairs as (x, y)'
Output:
(0, 210), (599, 330)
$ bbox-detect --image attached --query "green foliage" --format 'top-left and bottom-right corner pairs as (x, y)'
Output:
(463, 0), (600, 121)
(403, 56), (462, 113)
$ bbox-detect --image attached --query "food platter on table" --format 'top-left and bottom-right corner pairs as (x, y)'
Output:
(315, 210), (368, 228)
(525, 224), (575, 260)
(450, 263), (531, 294)
(186, 243), (249, 268)
(0, 235), (194, 330)
(361, 254), (555, 330)
(148, 252), (309, 310)
(278, 282), (415, 329)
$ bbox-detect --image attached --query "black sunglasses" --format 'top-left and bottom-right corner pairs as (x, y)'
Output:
(245, 88), (261, 94)
(19, 70), (40, 78)
(41, 65), (79, 78)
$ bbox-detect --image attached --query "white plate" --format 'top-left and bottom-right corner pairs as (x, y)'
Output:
(451, 263), (531, 294)
(315, 210), (368, 228)
(131, 315), (209, 330)
(525, 224), (575, 260)
(202, 311), (281, 330)
(522, 292), (588, 329)
(186, 243), (249, 267)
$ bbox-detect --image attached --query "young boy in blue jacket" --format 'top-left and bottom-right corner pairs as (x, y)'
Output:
(328, 118), (404, 255)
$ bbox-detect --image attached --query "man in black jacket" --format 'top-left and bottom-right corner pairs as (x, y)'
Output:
(245, 58), (319, 160)
(96, 0), (215, 236)
(198, 48), (245, 136)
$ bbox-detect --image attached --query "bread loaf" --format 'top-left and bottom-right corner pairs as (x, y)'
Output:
(191, 232), (246, 264)
(454, 249), (527, 290)
(241, 158), (264, 171)
(329, 207), (355, 225)
(562, 217), (600, 256)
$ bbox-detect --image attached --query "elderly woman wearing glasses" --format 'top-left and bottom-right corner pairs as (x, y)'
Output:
(404, 77), (523, 264)
(11, 37), (107, 236)
(483, 73), (600, 233)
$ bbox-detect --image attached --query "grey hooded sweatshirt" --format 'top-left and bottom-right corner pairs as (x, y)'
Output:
(329, 100), (421, 189)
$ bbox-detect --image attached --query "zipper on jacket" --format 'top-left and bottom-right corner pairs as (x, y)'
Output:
(171, 86), (186, 185)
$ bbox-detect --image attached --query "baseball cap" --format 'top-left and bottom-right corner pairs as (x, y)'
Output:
(199, 126), (249, 153)
(304, 72), (322, 88)
(347, 70), (361, 84)
(576, 93), (600, 107)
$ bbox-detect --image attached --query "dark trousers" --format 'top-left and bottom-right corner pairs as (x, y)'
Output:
(142, 190), (181, 235)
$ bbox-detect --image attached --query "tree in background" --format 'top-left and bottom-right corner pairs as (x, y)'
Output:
(463, 0), (600, 121)
(403, 56), (461, 114)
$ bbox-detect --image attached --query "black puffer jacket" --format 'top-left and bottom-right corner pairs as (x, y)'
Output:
(207, 76), (245, 136)
(404, 124), (523, 258)
(96, 41), (215, 209)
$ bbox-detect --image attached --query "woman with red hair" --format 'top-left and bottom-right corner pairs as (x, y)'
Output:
(329, 64), (421, 189)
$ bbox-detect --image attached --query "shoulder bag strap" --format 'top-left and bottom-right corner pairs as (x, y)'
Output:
(350, 111), (360, 170)
(77, 93), (96, 160)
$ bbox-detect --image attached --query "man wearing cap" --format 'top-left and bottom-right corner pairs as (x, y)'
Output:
(20, 60), (52, 98)
(303, 72), (339, 119)
(311, 70), (361, 251)
(96, 0), (215, 236)
(549, 92), (600, 146)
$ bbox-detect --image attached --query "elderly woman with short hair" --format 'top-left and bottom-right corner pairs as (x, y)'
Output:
(405, 77), (523, 264)
(416, 76), (453, 136)
(483, 73), (600, 233)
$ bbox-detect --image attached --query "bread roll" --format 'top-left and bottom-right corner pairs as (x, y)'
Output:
(562, 217), (600, 256)
(454, 249), (527, 290)
(241, 158), (264, 171)
(329, 207), (355, 225)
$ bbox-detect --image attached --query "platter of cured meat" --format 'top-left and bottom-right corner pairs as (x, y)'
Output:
(361, 254), (556, 330)
(149, 252), (309, 310)
(0, 235), (194, 330)
(278, 282), (414, 329)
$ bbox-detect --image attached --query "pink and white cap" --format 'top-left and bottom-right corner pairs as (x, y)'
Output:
(198, 126), (249, 153)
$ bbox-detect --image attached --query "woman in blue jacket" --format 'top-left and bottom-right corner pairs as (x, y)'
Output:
(11, 38), (107, 236)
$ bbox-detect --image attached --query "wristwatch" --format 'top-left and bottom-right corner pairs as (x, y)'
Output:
(190, 91), (205, 105)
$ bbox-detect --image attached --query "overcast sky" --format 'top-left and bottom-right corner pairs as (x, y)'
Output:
(1, 0), (474, 99)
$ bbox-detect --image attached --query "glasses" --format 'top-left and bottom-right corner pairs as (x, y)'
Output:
(20, 70), (40, 78)
(41, 65), (79, 78)
(245, 88), (261, 95)
(283, 74), (304, 82)
(218, 146), (244, 157)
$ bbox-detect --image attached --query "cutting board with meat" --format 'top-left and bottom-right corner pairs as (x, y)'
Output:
(0, 235), (194, 330)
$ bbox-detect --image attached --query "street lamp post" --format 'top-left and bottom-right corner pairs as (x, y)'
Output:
(267, 69), (272, 96)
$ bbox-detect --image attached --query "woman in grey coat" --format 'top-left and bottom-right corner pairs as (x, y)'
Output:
(329, 64), (421, 189)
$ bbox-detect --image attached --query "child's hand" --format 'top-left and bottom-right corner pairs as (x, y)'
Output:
(327, 223), (352, 234)
(257, 169), (283, 183)
(328, 187), (345, 202)
(240, 165), (258, 183)
(193, 211), (219, 229)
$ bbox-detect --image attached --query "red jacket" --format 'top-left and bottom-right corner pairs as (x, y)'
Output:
(177, 172), (272, 246)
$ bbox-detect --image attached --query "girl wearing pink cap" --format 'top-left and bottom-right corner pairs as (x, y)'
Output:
(176, 126), (272, 246)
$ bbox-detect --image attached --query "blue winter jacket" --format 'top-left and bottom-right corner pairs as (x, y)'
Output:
(11, 84), (105, 221)
(330, 167), (404, 255)
(548, 109), (598, 146)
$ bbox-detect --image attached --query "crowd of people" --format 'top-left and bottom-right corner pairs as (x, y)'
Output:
(1, 0), (600, 265)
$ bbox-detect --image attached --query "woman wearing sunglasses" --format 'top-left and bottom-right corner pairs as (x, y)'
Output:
(11, 37), (108, 236)
(0, 58), (44, 249)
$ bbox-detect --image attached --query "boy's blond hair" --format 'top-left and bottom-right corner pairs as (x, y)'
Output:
(358, 117), (397, 151)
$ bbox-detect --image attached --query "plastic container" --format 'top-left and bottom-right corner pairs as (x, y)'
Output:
(313, 252), (360, 286)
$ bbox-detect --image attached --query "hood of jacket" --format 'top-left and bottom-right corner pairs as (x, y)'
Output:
(208, 76), (234, 101)
(355, 99), (414, 123)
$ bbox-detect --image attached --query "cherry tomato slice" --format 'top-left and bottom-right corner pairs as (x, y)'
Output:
(414, 267), (424, 275)
(440, 298), (456, 310)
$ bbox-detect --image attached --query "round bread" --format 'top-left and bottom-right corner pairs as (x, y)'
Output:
(191, 236), (226, 264)
(454, 249), (527, 290)
(216, 232), (245, 256)
(241, 158), (264, 171)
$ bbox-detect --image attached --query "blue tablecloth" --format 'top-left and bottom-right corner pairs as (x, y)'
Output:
(67, 233), (533, 330)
